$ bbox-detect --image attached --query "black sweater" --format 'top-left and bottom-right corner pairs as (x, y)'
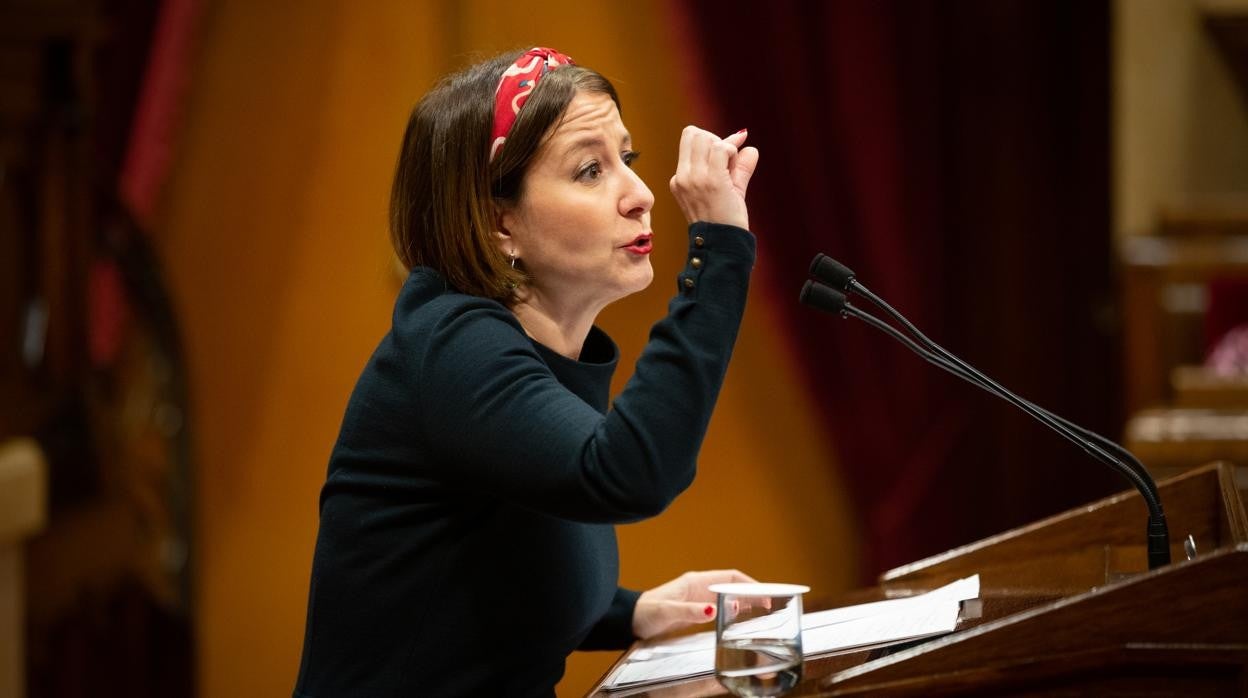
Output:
(294, 222), (755, 697)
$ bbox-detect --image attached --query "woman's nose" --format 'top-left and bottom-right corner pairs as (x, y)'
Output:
(620, 166), (655, 218)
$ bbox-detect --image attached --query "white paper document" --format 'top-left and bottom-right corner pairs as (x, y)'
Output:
(602, 574), (979, 691)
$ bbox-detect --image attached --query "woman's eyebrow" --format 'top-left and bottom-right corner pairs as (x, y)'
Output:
(560, 133), (634, 160)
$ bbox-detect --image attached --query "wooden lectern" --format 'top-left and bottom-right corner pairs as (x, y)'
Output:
(589, 462), (1248, 696)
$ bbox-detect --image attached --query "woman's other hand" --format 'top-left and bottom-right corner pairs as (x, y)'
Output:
(632, 569), (758, 640)
(669, 127), (760, 230)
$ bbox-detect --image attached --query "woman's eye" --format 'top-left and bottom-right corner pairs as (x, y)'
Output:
(577, 161), (602, 182)
(622, 150), (640, 168)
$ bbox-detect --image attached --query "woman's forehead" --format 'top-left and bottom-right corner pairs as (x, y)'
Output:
(548, 91), (630, 150)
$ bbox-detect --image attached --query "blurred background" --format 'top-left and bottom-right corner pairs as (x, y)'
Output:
(2, 0), (1247, 695)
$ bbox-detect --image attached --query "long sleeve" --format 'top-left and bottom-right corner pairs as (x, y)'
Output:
(298, 223), (756, 697)
(579, 587), (642, 650)
(409, 222), (755, 523)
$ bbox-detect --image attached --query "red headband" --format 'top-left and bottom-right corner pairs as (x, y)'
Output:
(490, 47), (575, 161)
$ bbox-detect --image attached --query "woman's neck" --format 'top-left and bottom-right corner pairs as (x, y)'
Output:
(506, 289), (604, 362)
(510, 289), (604, 360)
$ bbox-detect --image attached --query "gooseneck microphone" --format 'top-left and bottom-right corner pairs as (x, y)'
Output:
(809, 254), (1161, 491)
(800, 256), (1171, 570)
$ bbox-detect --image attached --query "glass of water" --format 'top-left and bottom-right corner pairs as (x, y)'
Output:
(708, 582), (809, 697)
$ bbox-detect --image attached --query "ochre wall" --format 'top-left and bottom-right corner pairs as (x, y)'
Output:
(159, 2), (858, 695)
(1114, 0), (1248, 238)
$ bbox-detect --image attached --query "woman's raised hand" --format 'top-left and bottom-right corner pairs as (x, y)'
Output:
(669, 127), (760, 231)
(631, 569), (759, 640)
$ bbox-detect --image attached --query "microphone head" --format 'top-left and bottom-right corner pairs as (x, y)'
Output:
(809, 254), (856, 291)
(799, 279), (849, 315)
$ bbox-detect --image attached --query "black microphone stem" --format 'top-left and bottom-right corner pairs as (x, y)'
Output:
(848, 305), (1160, 512)
(850, 283), (1164, 497)
(846, 290), (1170, 570)
(809, 254), (1160, 489)
(801, 272), (1171, 570)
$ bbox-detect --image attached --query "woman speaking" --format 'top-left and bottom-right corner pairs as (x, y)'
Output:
(295, 47), (761, 697)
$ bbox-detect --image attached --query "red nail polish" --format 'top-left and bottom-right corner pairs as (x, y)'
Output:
(735, 128), (747, 135)
(704, 605), (714, 617)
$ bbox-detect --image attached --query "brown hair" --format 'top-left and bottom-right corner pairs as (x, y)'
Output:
(389, 51), (620, 302)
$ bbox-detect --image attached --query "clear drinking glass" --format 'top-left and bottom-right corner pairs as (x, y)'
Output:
(708, 582), (809, 697)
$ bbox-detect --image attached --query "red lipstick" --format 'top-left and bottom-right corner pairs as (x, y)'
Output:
(624, 233), (653, 255)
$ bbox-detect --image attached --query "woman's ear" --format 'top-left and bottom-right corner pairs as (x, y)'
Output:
(493, 231), (516, 262)
(494, 208), (519, 258)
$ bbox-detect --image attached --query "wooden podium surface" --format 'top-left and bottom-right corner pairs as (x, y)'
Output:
(589, 463), (1248, 696)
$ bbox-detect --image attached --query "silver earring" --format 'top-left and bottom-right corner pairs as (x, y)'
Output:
(510, 250), (517, 269)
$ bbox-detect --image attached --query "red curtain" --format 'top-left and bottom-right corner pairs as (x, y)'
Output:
(676, 0), (1119, 577)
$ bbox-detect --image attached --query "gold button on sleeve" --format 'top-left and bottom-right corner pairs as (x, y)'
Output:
(683, 277), (695, 289)
(693, 235), (705, 248)
(690, 257), (703, 269)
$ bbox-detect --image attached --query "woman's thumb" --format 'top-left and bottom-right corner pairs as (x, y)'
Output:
(730, 146), (759, 195)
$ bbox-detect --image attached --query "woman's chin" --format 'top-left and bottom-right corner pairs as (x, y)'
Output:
(607, 267), (655, 304)
(631, 265), (656, 294)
